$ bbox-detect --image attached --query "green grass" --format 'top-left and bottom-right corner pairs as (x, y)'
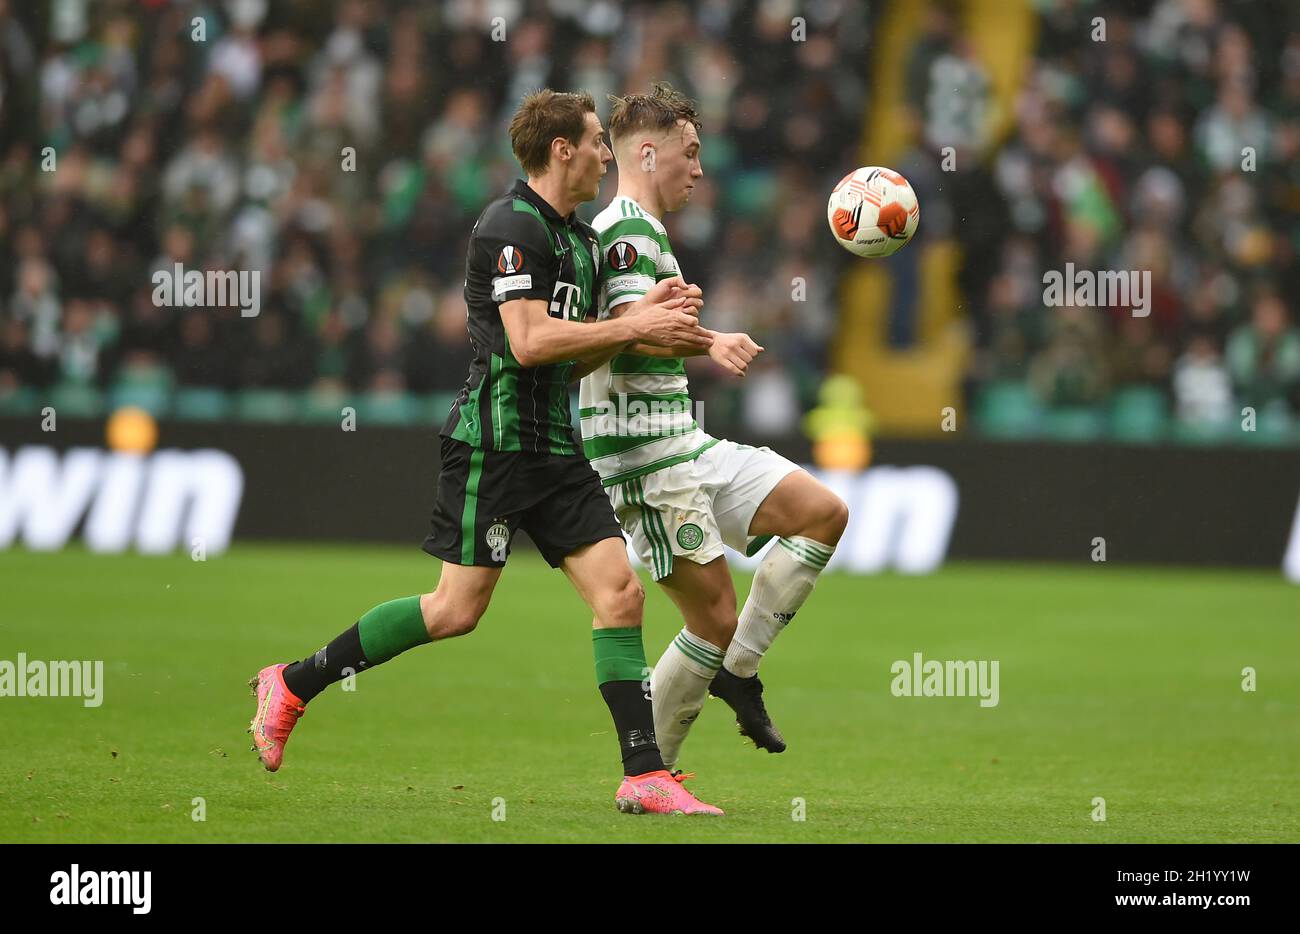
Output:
(1, 544), (1297, 842)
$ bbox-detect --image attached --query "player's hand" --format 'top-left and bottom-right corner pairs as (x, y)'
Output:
(624, 278), (710, 348)
(641, 276), (704, 318)
(630, 299), (712, 348)
(708, 331), (763, 377)
(666, 281), (704, 318)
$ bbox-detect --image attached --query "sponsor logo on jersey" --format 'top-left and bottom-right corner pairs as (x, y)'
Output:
(549, 281), (582, 320)
(492, 274), (532, 300)
(607, 241), (639, 271)
(497, 245), (525, 274)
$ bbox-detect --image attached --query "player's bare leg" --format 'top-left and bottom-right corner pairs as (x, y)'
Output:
(248, 562), (501, 771)
(708, 469), (849, 752)
(418, 562), (502, 640)
(649, 555), (737, 769)
(562, 537), (723, 815)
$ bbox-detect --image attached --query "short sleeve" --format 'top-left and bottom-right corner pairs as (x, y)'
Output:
(598, 215), (665, 312)
(476, 204), (556, 304)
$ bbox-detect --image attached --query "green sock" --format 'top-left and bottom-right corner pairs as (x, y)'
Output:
(358, 596), (430, 665)
(592, 626), (650, 685)
(593, 627), (664, 776)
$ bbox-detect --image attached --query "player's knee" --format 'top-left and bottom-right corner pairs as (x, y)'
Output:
(808, 490), (849, 543)
(826, 493), (850, 539)
(420, 590), (486, 640)
(603, 573), (645, 627)
(701, 611), (736, 649)
(441, 608), (483, 639)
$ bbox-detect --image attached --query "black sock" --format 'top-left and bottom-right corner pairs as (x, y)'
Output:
(598, 681), (665, 776)
(282, 623), (370, 704)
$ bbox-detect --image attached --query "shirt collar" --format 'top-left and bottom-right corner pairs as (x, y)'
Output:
(511, 178), (576, 226)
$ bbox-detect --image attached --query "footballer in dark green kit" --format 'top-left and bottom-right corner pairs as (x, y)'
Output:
(247, 89), (724, 815)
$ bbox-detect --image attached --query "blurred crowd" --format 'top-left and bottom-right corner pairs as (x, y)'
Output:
(3, 0), (1297, 440)
(0, 0), (863, 434)
(898, 0), (1300, 430)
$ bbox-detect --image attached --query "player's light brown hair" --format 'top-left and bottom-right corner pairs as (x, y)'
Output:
(607, 81), (702, 145)
(508, 89), (597, 176)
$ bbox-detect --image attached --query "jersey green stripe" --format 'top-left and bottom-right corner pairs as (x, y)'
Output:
(547, 225), (594, 455)
(578, 393), (692, 419)
(582, 425), (698, 450)
(608, 354), (686, 375)
(598, 216), (661, 245)
(547, 365), (576, 454)
(565, 227), (594, 295)
(499, 331), (521, 449)
(582, 426), (696, 452)
(489, 352), (502, 448)
(512, 198), (549, 233)
(598, 438), (720, 487)
(460, 448), (485, 564)
(583, 423), (700, 457)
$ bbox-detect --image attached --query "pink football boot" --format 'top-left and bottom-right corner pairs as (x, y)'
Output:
(615, 770), (724, 815)
(248, 664), (306, 771)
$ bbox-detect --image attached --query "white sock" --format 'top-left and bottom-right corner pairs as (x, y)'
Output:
(725, 536), (833, 678)
(650, 628), (724, 770)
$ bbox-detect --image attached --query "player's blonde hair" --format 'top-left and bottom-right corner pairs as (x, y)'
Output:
(607, 81), (701, 144)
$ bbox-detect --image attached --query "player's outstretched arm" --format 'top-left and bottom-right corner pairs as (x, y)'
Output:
(500, 285), (706, 369)
(622, 328), (763, 376)
(613, 283), (763, 376)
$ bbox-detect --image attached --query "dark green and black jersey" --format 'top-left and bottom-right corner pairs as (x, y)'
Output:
(442, 179), (601, 454)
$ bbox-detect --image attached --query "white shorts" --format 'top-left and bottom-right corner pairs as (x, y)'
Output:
(608, 439), (801, 580)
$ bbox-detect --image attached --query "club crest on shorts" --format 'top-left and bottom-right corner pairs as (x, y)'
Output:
(485, 520), (510, 554)
(676, 523), (704, 550)
(497, 245), (524, 274)
(607, 241), (638, 271)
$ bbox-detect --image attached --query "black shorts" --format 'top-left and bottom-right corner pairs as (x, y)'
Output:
(423, 436), (625, 568)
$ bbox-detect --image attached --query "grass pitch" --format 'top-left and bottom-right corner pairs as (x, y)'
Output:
(1, 544), (1297, 842)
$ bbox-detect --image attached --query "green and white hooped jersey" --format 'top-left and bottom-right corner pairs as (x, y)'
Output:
(579, 196), (716, 486)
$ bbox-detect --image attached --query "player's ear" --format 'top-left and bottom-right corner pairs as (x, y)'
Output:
(553, 136), (572, 164)
(639, 141), (657, 173)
